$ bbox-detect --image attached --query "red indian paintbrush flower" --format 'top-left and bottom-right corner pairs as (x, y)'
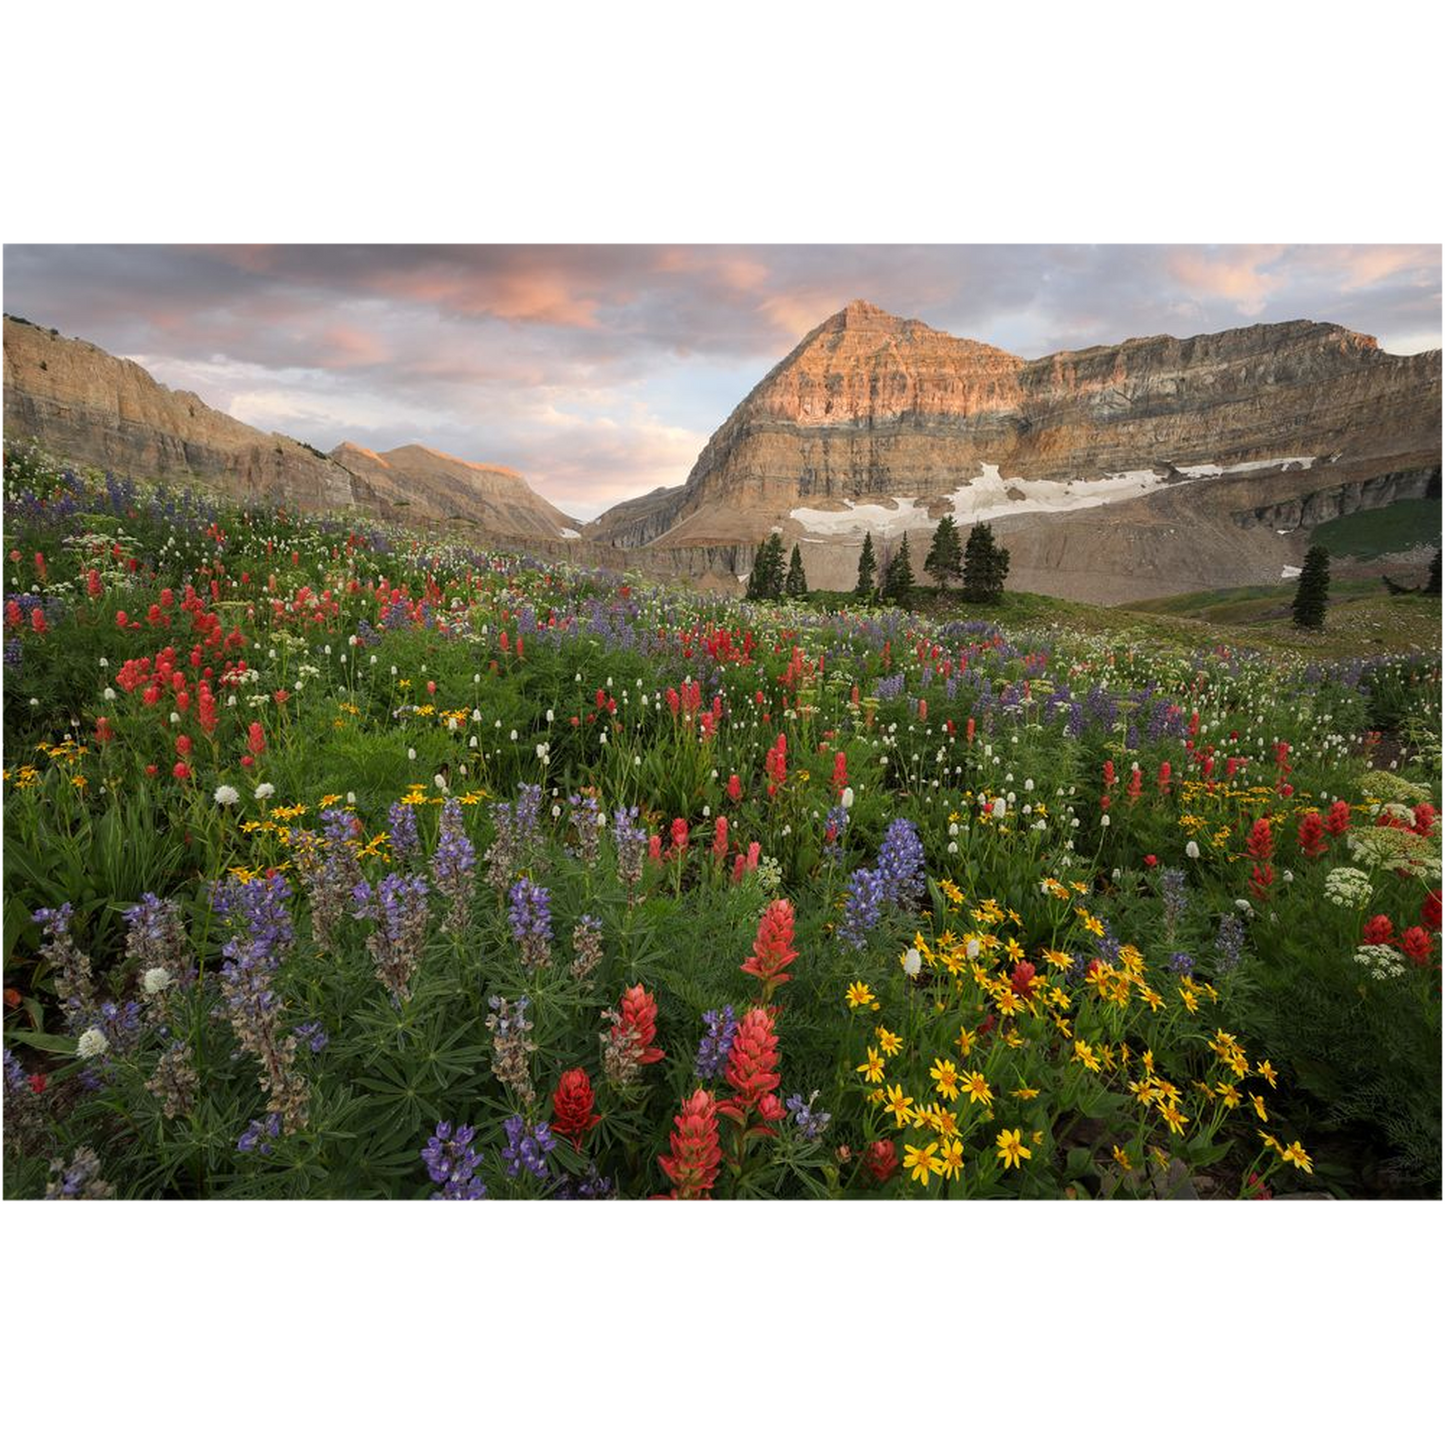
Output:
(1400, 926), (1433, 964)
(721, 1007), (781, 1114)
(612, 984), (664, 1065)
(1325, 800), (1351, 836)
(1297, 811), (1327, 859)
(741, 898), (798, 999)
(1362, 914), (1395, 946)
(1423, 891), (1442, 932)
(658, 1089), (722, 1199)
(551, 1068), (601, 1144)
(864, 1139), (898, 1183)
(1245, 818), (1274, 862)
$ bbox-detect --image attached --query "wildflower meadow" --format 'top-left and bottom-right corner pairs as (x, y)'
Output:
(3, 450), (1441, 1200)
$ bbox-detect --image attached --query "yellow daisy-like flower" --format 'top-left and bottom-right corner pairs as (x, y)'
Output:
(902, 1141), (943, 1185)
(883, 1084), (915, 1128)
(845, 981), (878, 1011)
(1257, 1060), (1278, 1088)
(1073, 1040), (1102, 1074)
(929, 1057), (961, 1101)
(1004, 937), (1026, 964)
(1112, 1145), (1133, 1171)
(995, 1128), (1031, 1170)
(961, 1071), (993, 1108)
(876, 1027), (903, 1058)
(955, 1024), (976, 1057)
(1158, 1100), (1189, 1135)
(1011, 1084), (1040, 1100)
(855, 1048), (885, 1084)
(1075, 908), (1105, 937)
(1279, 1140), (1313, 1174)
(1251, 1093), (1269, 1123)
(939, 878), (964, 906)
(938, 1137), (965, 1181)
(1215, 1082), (1242, 1110)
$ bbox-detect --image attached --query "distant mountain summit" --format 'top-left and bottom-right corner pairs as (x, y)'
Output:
(2, 316), (580, 542)
(585, 300), (1441, 601)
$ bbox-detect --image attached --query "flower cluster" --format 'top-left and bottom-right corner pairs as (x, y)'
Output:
(422, 1121), (487, 1200)
(508, 877), (553, 970)
(352, 872), (430, 1005)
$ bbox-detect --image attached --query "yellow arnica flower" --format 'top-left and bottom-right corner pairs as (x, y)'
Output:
(996, 1128), (1032, 1170)
(929, 1057), (960, 1101)
(961, 1071), (993, 1108)
(883, 1084), (915, 1128)
(1073, 1040), (1101, 1073)
(938, 1138), (965, 1181)
(1112, 1145), (1133, 1171)
(845, 981), (878, 1011)
(1257, 1060), (1278, 1088)
(1279, 1140), (1313, 1174)
(903, 1141), (944, 1185)
(1251, 1093), (1269, 1123)
(876, 1027), (903, 1058)
(856, 1048), (885, 1084)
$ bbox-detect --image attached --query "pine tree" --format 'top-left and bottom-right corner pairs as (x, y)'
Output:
(1427, 548), (1442, 597)
(881, 532), (915, 603)
(924, 514), (963, 591)
(1291, 545), (1330, 630)
(784, 543), (809, 598)
(855, 531), (877, 597)
(747, 534), (783, 600)
(961, 522), (1008, 603)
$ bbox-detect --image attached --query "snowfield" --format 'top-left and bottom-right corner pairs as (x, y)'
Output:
(788, 457), (1320, 540)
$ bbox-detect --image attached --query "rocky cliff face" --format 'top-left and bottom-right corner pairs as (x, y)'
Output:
(4, 316), (360, 508)
(329, 443), (580, 537)
(586, 300), (1442, 600)
(3, 317), (581, 543)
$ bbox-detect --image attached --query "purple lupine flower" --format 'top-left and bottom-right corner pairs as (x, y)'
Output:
(570, 915), (604, 980)
(500, 1115), (556, 1180)
(694, 1004), (738, 1080)
(432, 798), (477, 932)
(353, 872), (430, 1005)
(294, 1021), (329, 1053)
(237, 1112), (283, 1155)
(123, 892), (195, 990)
(1159, 868), (1189, 940)
(422, 1121), (487, 1200)
(1167, 951), (1196, 977)
(786, 1089), (832, 1142)
(33, 903), (95, 1028)
(876, 819), (925, 908)
(507, 877), (553, 970)
(839, 867), (884, 949)
(823, 803), (850, 862)
(552, 1164), (616, 1200)
(611, 805), (648, 890)
(568, 793), (604, 865)
(388, 801), (420, 860)
(3, 1048), (26, 1093)
(1214, 914), (1245, 975)
(44, 1147), (113, 1199)
(212, 874), (309, 1133)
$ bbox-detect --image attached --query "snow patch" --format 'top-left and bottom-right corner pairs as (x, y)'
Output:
(1175, 456), (1317, 480)
(558, 527), (582, 539)
(1281, 566), (1302, 580)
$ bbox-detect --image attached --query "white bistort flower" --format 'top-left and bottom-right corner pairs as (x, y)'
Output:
(901, 947), (922, 978)
(77, 1027), (109, 1060)
(142, 967), (173, 996)
(214, 784), (241, 806)
(254, 782), (275, 801)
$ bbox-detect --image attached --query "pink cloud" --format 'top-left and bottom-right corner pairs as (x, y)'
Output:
(1166, 245), (1289, 316)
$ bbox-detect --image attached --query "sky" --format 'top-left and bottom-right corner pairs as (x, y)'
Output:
(4, 243), (1439, 519)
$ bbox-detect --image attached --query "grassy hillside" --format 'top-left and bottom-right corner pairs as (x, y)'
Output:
(1310, 497), (1441, 559)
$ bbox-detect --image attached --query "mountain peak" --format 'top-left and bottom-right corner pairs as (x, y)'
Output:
(825, 298), (899, 330)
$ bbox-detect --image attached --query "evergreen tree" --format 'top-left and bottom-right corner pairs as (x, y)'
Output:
(1291, 545), (1330, 630)
(746, 534), (782, 600)
(784, 543), (809, 598)
(855, 531), (877, 597)
(924, 514), (963, 591)
(1427, 548), (1442, 597)
(961, 522), (1009, 603)
(880, 532), (915, 603)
